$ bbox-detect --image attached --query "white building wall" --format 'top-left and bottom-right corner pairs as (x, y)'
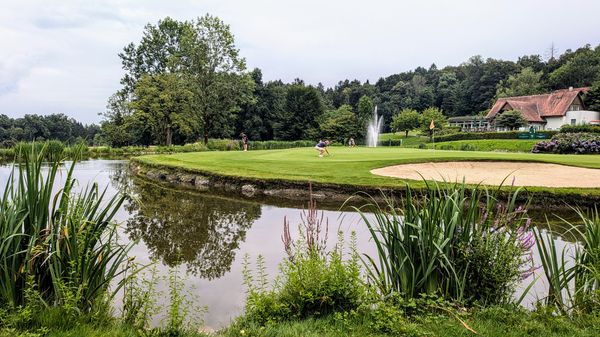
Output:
(544, 111), (600, 130)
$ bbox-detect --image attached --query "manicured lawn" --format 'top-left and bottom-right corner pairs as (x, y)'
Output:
(135, 147), (600, 195)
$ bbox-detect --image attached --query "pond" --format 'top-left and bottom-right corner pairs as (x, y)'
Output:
(0, 159), (582, 330)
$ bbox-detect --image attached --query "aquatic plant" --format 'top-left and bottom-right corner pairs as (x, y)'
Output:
(533, 208), (600, 314)
(352, 180), (534, 305)
(0, 144), (133, 312)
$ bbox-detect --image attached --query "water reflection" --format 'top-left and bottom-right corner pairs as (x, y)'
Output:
(118, 172), (261, 279)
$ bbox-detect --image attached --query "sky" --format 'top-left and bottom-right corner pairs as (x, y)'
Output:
(1, 0), (599, 124)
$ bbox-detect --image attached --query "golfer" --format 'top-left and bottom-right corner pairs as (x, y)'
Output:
(240, 132), (248, 151)
(315, 140), (330, 157)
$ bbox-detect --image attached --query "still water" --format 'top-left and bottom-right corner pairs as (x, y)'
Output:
(0, 160), (580, 330)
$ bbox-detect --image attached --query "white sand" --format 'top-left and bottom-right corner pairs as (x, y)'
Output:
(371, 161), (600, 188)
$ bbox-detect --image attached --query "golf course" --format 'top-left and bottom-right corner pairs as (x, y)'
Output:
(134, 147), (600, 197)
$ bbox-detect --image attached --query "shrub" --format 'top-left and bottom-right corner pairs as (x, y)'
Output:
(560, 124), (600, 134)
(532, 133), (600, 154)
(242, 193), (366, 324)
(435, 131), (557, 143)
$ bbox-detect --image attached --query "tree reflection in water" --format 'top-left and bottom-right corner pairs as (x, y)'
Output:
(111, 168), (261, 280)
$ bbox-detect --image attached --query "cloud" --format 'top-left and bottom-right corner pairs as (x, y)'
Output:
(0, 0), (599, 123)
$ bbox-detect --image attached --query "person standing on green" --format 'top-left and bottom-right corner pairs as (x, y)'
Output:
(241, 133), (249, 151)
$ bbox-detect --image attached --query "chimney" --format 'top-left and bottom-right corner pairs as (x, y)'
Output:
(569, 86), (573, 91)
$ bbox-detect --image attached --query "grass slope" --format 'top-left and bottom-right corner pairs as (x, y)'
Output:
(135, 147), (600, 195)
(425, 139), (538, 152)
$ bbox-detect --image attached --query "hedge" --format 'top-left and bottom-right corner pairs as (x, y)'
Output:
(559, 124), (600, 134)
(432, 131), (558, 143)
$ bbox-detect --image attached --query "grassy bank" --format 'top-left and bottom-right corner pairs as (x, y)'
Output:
(134, 147), (600, 196)
(3, 308), (598, 337)
(425, 139), (538, 152)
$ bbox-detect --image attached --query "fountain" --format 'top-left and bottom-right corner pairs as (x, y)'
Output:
(366, 105), (383, 147)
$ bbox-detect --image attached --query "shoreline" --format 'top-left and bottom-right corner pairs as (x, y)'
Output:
(130, 158), (600, 208)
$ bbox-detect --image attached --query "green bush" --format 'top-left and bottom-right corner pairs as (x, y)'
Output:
(434, 131), (557, 142)
(559, 124), (600, 134)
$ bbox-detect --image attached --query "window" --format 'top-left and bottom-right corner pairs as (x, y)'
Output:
(571, 119), (577, 125)
(569, 104), (581, 111)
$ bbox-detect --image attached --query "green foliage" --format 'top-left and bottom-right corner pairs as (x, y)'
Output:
(533, 208), (600, 314)
(420, 107), (447, 140)
(584, 79), (600, 112)
(494, 110), (528, 130)
(549, 45), (600, 88)
(560, 124), (600, 134)
(113, 15), (253, 146)
(353, 182), (532, 305)
(434, 130), (557, 142)
(356, 95), (374, 138)
(427, 139), (538, 152)
(130, 73), (196, 146)
(391, 109), (420, 137)
(241, 199), (366, 325)
(275, 83), (324, 141)
(496, 67), (546, 98)
(0, 145), (133, 312)
(320, 105), (357, 143)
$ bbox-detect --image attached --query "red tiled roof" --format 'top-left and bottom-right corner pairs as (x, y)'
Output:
(486, 87), (589, 122)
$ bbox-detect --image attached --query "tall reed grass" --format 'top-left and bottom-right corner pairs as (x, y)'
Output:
(533, 208), (600, 314)
(351, 181), (534, 305)
(0, 144), (133, 312)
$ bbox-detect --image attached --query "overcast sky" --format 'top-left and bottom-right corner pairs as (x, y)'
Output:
(1, 0), (599, 124)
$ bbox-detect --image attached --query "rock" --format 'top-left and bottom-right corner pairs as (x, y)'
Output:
(194, 176), (210, 191)
(241, 184), (256, 197)
(146, 170), (166, 181)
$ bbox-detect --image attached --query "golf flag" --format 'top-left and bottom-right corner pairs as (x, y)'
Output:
(429, 119), (435, 130)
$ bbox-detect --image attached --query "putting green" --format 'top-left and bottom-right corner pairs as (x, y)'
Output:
(134, 147), (600, 194)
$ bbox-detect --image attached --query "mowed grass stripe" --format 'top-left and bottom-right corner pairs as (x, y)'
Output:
(135, 147), (600, 193)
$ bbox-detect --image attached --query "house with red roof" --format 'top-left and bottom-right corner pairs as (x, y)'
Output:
(486, 87), (600, 131)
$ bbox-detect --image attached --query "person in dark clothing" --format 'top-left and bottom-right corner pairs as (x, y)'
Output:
(314, 140), (330, 157)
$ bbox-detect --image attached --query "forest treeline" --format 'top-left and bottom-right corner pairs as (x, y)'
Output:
(0, 113), (100, 147)
(3, 15), (600, 147)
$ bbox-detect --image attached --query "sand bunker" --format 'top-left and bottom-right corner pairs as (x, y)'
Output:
(371, 161), (600, 188)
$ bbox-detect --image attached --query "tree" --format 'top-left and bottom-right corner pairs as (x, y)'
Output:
(494, 110), (527, 130)
(356, 95), (374, 138)
(496, 67), (545, 98)
(584, 80), (600, 112)
(549, 45), (600, 88)
(179, 15), (254, 144)
(275, 83), (324, 140)
(320, 105), (357, 144)
(420, 107), (447, 139)
(116, 15), (253, 145)
(130, 73), (195, 146)
(391, 109), (421, 137)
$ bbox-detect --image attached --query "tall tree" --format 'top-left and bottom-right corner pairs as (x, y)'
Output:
(356, 95), (374, 138)
(320, 105), (357, 144)
(391, 109), (421, 137)
(180, 15), (254, 143)
(130, 73), (195, 146)
(275, 83), (324, 141)
(584, 80), (600, 112)
(496, 67), (545, 98)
